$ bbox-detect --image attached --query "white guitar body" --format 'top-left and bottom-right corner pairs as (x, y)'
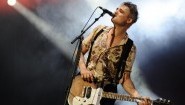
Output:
(72, 88), (103, 105)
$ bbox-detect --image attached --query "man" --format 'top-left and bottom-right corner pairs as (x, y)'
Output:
(70, 2), (151, 105)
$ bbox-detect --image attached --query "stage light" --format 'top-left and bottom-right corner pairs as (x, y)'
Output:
(7, 0), (16, 6)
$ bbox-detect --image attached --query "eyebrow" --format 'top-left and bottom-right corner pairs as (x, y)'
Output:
(119, 8), (124, 13)
(117, 7), (125, 14)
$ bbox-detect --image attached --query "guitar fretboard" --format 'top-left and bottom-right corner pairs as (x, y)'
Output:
(102, 92), (144, 102)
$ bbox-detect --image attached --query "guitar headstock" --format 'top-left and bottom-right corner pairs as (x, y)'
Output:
(153, 98), (172, 105)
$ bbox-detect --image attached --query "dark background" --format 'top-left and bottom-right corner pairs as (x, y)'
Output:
(0, 0), (184, 105)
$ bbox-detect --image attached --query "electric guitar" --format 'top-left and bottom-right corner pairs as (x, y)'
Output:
(68, 75), (171, 105)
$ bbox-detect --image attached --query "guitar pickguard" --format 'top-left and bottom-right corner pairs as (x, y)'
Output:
(73, 87), (103, 105)
(68, 75), (98, 105)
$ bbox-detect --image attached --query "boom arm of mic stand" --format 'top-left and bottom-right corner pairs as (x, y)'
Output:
(71, 12), (105, 44)
(64, 12), (105, 105)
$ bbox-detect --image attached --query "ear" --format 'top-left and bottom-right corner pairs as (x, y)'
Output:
(127, 18), (133, 24)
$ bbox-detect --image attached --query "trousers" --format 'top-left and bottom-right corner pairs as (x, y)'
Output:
(100, 84), (117, 105)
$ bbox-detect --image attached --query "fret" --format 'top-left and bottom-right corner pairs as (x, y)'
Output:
(102, 92), (143, 102)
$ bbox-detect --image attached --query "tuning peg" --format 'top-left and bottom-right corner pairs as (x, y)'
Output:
(167, 100), (172, 105)
(159, 98), (163, 101)
(163, 99), (167, 102)
(154, 98), (172, 105)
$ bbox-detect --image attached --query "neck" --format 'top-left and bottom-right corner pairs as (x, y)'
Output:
(112, 25), (127, 37)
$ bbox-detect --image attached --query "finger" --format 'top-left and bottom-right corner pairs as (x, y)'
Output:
(81, 74), (84, 79)
(87, 73), (92, 82)
(86, 74), (90, 82)
(88, 74), (94, 82)
(90, 75), (94, 82)
(136, 99), (141, 105)
(88, 73), (92, 79)
(82, 74), (88, 81)
(143, 97), (150, 104)
(147, 98), (152, 105)
(85, 74), (89, 80)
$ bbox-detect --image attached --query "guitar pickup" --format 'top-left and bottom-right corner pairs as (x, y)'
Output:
(84, 86), (92, 99)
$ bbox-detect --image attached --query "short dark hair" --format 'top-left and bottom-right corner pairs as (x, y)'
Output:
(122, 2), (138, 24)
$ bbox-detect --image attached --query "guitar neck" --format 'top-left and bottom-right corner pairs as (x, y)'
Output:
(102, 92), (146, 102)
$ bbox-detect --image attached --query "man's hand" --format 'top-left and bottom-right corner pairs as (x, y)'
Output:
(80, 69), (94, 82)
(137, 97), (151, 105)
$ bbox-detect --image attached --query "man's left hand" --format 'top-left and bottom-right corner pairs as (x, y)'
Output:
(137, 97), (151, 105)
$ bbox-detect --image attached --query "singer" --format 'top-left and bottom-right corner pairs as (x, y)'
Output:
(68, 2), (151, 105)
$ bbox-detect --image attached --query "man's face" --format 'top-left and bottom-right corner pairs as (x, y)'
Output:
(111, 5), (132, 26)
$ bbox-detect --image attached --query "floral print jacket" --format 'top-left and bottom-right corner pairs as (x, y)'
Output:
(82, 25), (136, 83)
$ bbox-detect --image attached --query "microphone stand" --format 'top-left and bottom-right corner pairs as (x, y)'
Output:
(64, 12), (105, 105)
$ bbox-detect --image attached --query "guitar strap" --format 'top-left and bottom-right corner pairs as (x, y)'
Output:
(86, 27), (105, 67)
(115, 38), (133, 83)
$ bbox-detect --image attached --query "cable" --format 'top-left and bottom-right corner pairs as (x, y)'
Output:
(81, 6), (99, 33)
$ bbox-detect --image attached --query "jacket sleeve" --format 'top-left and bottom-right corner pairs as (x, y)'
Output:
(82, 25), (105, 50)
(124, 44), (136, 72)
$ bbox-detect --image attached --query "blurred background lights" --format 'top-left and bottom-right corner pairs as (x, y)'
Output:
(7, 0), (17, 6)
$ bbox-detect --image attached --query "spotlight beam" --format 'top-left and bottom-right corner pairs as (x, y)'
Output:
(12, 1), (74, 60)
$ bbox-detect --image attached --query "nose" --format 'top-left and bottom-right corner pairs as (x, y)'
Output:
(114, 8), (119, 15)
(114, 11), (117, 16)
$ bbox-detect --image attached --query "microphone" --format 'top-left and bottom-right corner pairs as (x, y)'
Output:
(99, 6), (115, 17)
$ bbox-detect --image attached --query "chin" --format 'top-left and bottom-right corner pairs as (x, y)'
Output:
(111, 18), (116, 24)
